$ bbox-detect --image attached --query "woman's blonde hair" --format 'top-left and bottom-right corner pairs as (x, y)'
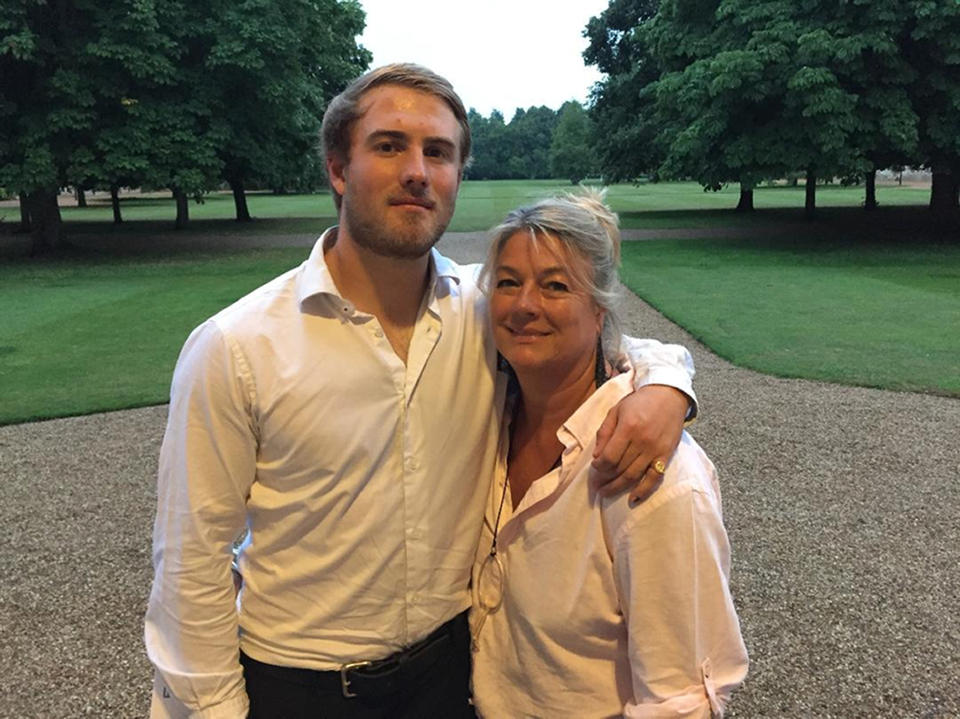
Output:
(480, 188), (623, 357)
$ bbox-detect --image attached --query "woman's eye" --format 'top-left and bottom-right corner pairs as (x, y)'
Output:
(495, 278), (519, 289)
(545, 281), (569, 293)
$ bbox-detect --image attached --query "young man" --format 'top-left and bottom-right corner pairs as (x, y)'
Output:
(146, 64), (697, 719)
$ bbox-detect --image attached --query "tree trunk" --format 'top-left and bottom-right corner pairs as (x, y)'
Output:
(736, 182), (754, 212)
(804, 170), (817, 220)
(110, 185), (123, 223)
(18, 192), (31, 232)
(26, 189), (63, 255)
(864, 170), (877, 211)
(174, 188), (189, 229)
(76, 187), (87, 207)
(230, 178), (252, 222)
(929, 170), (960, 213)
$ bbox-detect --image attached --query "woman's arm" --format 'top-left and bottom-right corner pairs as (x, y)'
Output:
(605, 438), (748, 718)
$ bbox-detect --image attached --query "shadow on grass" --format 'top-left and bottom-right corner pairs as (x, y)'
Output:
(1, 216), (337, 261)
(619, 205), (960, 237)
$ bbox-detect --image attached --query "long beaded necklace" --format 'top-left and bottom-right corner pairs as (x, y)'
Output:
(471, 344), (607, 651)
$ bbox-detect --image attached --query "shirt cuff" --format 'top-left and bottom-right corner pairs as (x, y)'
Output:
(150, 672), (249, 719)
(633, 367), (699, 426)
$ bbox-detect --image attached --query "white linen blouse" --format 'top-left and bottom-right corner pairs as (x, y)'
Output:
(470, 370), (748, 718)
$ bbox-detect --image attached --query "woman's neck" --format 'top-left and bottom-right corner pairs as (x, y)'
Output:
(507, 356), (597, 506)
(513, 355), (597, 431)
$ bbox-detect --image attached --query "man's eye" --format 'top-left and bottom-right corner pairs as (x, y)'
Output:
(375, 142), (397, 153)
(425, 146), (452, 160)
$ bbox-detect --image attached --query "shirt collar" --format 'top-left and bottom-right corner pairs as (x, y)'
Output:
(557, 369), (636, 452)
(297, 227), (462, 312)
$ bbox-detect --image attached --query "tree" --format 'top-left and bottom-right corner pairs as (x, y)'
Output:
(650, 0), (872, 217)
(466, 106), (560, 180)
(199, 0), (370, 221)
(550, 101), (595, 184)
(506, 106), (558, 179)
(824, 1), (918, 210)
(1, 0), (96, 253)
(584, 0), (665, 182)
(0, 0), (202, 247)
(466, 109), (507, 180)
(585, 0), (931, 218)
(902, 0), (960, 213)
(0, 0), (371, 247)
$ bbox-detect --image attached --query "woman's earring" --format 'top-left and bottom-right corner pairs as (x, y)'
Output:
(594, 335), (607, 388)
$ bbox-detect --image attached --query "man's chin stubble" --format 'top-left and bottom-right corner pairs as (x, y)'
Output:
(348, 212), (451, 261)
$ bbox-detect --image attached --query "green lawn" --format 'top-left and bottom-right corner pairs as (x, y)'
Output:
(0, 248), (307, 424)
(46, 179), (931, 232)
(1, 181), (955, 425)
(620, 236), (960, 396)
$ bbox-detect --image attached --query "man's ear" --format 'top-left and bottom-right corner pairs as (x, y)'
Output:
(327, 154), (348, 197)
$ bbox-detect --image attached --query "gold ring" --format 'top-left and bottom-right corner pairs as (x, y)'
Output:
(652, 459), (667, 475)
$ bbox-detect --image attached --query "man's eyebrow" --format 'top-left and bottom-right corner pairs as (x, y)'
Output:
(366, 129), (408, 144)
(424, 136), (457, 151)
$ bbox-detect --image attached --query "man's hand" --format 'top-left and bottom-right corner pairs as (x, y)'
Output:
(592, 384), (690, 503)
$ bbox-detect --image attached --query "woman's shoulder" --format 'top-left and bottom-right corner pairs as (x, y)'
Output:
(600, 431), (722, 545)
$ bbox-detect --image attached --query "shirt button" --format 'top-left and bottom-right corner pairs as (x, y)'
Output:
(406, 458), (420, 471)
(374, 329), (384, 338)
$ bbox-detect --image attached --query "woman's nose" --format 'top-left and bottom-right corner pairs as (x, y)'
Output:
(513, 284), (541, 315)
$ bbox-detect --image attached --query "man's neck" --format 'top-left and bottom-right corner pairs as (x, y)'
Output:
(324, 227), (432, 362)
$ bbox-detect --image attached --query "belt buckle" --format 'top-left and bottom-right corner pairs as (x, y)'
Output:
(339, 660), (372, 698)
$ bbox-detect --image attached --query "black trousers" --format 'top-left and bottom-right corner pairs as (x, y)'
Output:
(241, 612), (475, 719)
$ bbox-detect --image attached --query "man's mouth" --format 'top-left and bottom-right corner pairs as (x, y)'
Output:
(389, 196), (435, 210)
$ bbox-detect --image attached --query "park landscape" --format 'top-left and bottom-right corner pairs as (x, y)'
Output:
(2, 0), (960, 717)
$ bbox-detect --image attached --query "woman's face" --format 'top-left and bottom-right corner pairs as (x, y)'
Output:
(490, 231), (604, 381)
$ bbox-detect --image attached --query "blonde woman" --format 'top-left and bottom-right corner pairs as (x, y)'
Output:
(470, 192), (748, 718)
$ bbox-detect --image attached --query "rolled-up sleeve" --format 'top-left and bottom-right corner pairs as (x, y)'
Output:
(619, 336), (698, 422)
(612, 471), (748, 717)
(145, 321), (258, 718)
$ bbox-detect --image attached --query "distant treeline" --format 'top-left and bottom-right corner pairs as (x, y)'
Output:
(465, 102), (595, 184)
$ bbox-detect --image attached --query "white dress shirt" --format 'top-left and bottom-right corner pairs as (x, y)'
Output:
(471, 371), (748, 719)
(145, 230), (699, 718)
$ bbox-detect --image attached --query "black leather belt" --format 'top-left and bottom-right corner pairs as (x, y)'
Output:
(241, 611), (469, 700)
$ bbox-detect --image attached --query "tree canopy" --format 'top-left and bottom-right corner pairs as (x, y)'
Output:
(466, 105), (560, 180)
(0, 0), (370, 253)
(550, 101), (597, 184)
(584, 0), (960, 214)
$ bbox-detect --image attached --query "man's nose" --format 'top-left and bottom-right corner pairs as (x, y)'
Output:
(401, 150), (427, 188)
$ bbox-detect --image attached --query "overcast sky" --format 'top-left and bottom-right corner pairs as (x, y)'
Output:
(357, 0), (609, 119)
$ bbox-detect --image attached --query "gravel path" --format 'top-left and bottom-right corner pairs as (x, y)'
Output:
(1, 231), (957, 718)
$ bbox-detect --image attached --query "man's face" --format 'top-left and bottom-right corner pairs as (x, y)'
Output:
(328, 84), (463, 260)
